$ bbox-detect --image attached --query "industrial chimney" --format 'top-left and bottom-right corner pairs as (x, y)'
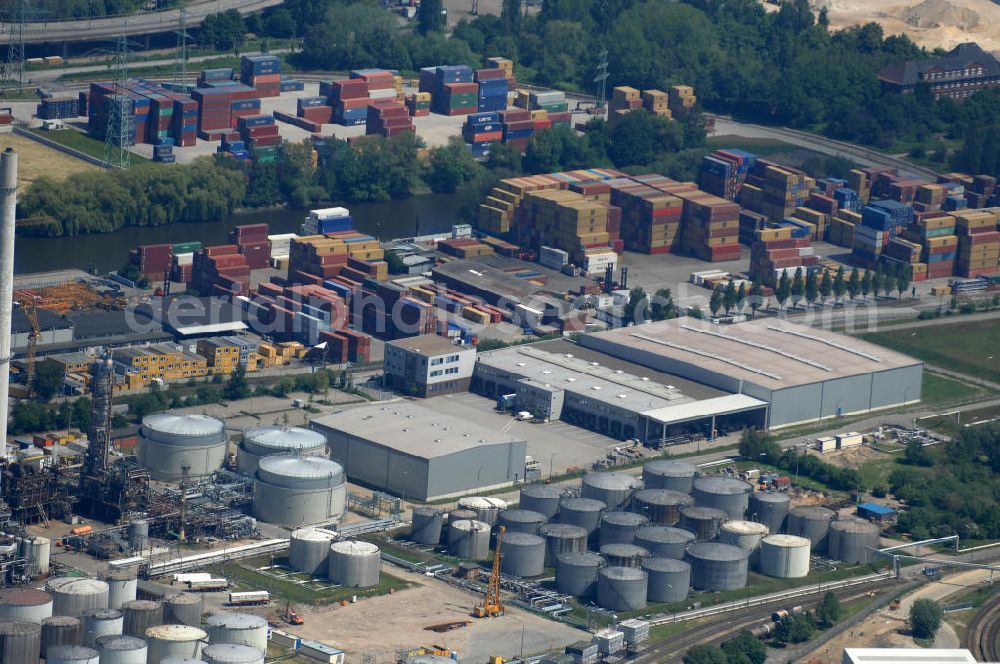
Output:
(0, 148), (18, 452)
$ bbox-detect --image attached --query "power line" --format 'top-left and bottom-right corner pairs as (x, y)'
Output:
(594, 47), (609, 112)
(2, 0), (27, 94)
(104, 27), (131, 171)
(172, 7), (188, 87)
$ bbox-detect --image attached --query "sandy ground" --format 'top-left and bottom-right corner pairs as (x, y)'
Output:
(813, 0), (1000, 53)
(0, 131), (97, 190)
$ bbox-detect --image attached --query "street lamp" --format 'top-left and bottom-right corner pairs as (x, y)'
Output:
(549, 452), (556, 479)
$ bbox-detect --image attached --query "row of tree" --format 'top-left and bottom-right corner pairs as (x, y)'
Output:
(738, 429), (863, 492)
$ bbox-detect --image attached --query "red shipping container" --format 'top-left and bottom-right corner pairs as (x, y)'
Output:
(470, 131), (503, 142)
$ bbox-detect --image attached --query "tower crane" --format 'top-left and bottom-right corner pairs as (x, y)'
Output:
(474, 525), (505, 618)
(13, 293), (40, 395)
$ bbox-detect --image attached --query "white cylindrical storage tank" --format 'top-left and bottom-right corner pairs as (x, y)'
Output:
(642, 557), (691, 603)
(786, 506), (836, 554)
(253, 456), (347, 528)
(685, 543), (748, 591)
(749, 492), (790, 534)
(631, 489), (693, 526)
(519, 485), (563, 520)
(0, 621), (41, 664)
(758, 534), (811, 578)
(105, 570), (137, 610)
(555, 552), (604, 598)
(643, 460), (698, 493)
(145, 625), (207, 662)
(328, 541), (381, 588)
(205, 613), (268, 651)
(448, 519), (490, 560)
(0, 588), (52, 622)
(497, 509), (546, 535)
(538, 523), (588, 566)
(599, 543), (650, 568)
(127, 521), (148, 554)
(289, 528), (335, 576)
(27, 537), (50, 577)
(237, 426), (328, 476)
(581, 472), (641, 510)
(500, 532), (545, 577)
(828, 518), (881, 564)
(411, 507), (444, 545)
(457, 497), (507, 526)
(47, 645), (100, 664)
(599, 511), (648, 547)
(597, 567), (647, 611)
(679, 506), (728, 541)
(122, 600), (161, 639)
(635, 526), (696, 560)
(162, 592), (202, 627)
(47, 578), (109, 618)
(719, 520), (770, 564)
(558, 497), (606, 541)
(161, 659), (209, 664)
(138, 413), (226, 481)
(203, 643), (265, 664)
(42, 616), (82, 657)
(96, 634), (147, 664)
(83, 609), (123, 648)
(691, 477), (752, 520)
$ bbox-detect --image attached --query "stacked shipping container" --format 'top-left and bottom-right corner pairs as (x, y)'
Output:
(240, 55), (281, 97)
(420, 65), (479, 116)
(365, 100), (415, 138)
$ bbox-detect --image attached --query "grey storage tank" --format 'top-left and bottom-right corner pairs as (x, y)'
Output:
(679, 506), (728, 541)
(635, 526), (696, 560)
(237, 426), (328, 476)
(519, 485), (563, 520)
(138, 413), (226, 481)
(758, 534), (811, 578)
(96, 634), (147, 664)
(691, 477), (752, 520)
(748, 492), (790, 534)
(642, 558), (691, 603)
(685, 542), (748, 591)
(631, 489), (693, 526)
(599, 543), (650, 568)
(289, 527), (336, 576)
(121, 600), (161, 639)
(643, 460), (698, 493)
(828, 518), (881, 564)
(497, 509), (547, 535)
(253, 456), (347, 528)
(555, 552), (604, 597)
(46, 645), (99, 664)
(203, 643), (265, 664)
(538, 523), (588, 566)
(0, 588), (52, 622)
(718, 520), (770, 564)
(597, 567), (647, 611)
(500, 532), (546, 577)
(47, 578), (109, 618)
(127, 521), (148, 554)
(599, 511), (649, 547)
(581, 472), (641, 510)
(786, 506), (836, 554)
(204, 613), (268, 651)
(558, 497), (606, 541)
(328, 541), (381, 588)
(410, 507), (444, 545)
(105, 570), (137, 611)
(448, 519), (490, 560)
(42, 616), (82, 657)
(457, 497), (507, 526)
(0, 621), (41, 664)
(145, 625), (207, 662)
(448, 508), (478, 523)
(162, 592), (202, 627)
(82, 609), (123, 648)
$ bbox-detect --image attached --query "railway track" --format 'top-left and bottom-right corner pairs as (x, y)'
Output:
(966, 591), (1000, 661)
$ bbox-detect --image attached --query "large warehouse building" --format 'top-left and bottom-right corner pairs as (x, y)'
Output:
(311, 402), (527, 501)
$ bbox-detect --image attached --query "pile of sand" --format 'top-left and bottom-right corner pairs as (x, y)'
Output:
(902, 0), (981, 30)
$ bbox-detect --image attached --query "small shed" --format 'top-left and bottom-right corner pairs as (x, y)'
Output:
(857, 502), (897, 524)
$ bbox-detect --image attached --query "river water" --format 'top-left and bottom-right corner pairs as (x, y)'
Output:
(13, 192), (466, 274)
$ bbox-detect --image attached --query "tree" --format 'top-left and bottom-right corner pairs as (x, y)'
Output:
(200, 10), (247, 51)
(847, 267), (860, 301)
(903, 439), (933, 467)
(723, 279), (738, 314)
(263, 8), (296, 38)
(832, 266), (846, 304)
(749, 278), (764, 318)
(419, 0), (445, 34)
(860, 268), (872, 301)
(738, 428), (781, 463)
(897, 263), (912, 299)
(225, 363), (250, 401)
(623, 287), (648, 325)
(774, 613), (815, 644)
(776, 271), (791, 311)
(651, 288), (675, 321)
(805, 269), (818, 306)
(883, 263), (897, 299)
(32, 359), (65, 402)
(688, 305), (705, 319)
(790, 267), (805, 309)
(910, 599), (942, 639)
(425, 138), (484, 193)
(872, 265), (885, 300)
(709, 286), (724, 316)
(608, 109), (689, 167)
(816, 591), (841, 628)
(683, 644), (728, 664)
(722, 631), (767, 664)
(500, 0), (521, 31)
(819, 270), (833, 304)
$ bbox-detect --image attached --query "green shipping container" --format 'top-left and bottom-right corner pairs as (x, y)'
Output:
(539, 102), (570, 113)
(173, 241), (203, 253)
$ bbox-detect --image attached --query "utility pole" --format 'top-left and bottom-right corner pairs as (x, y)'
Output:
(104, 27), (131, 171)
(172, 7), (188, 87)
(2, 0), (27, 94)
(594, 47), (609, 113)
(178, 458), (190, 542)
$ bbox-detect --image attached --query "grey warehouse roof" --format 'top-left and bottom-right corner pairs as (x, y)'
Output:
(387, 334), (468, 357)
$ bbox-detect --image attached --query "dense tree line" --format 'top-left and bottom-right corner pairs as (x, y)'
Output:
(3, 0), (177, 21)
(739, 429), (863, 492)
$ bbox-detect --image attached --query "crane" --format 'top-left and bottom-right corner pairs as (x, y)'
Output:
(13, 293), (41, 395)
(284, 602), (304, 625)
(474, 525), (504, 618)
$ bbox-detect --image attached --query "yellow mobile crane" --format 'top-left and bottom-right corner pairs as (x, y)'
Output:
(474, 526), (505, 618)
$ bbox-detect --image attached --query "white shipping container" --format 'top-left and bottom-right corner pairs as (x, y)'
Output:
(589, 294), (614, 309)
(310, 207), (350, 221)
(174, 252), (194, 266)
(815, 436), (836, 452)
(299, 640), (345, 664)
(836, 432), (864, 448)
(690, 269), (728, 286)
(369, 88), (398, 100)
(452, 224), (473, 239)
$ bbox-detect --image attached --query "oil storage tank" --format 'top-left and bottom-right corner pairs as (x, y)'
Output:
(597, 567), (647, 611)
(96, 634), (148, 664)
(0, 621), (41, 664)
(582, 472), (640, 510)
(42, 616), (82, 657)
(0, 588), (52, 622)
(642, 460), (698, 493)
(749, 492), (790, 534)
(538, 523), (587, 566)
(457, 497), (507, 526)
(411, 508), (444, 545)
(24, 537), (50, 577)
(82, 609), (123, 648)
(162, 592), (202, 627)
(105, 570), (137, 610)
(786, 506), (835, 554)
(718, 521), (769, 563)
(758, 534), (810, 578)
(685, 543), (748, 591)
(205, 613), (268, 650)
(828, 519), (881, 564)
(556, 552), (604, 598)
(448, 519), (490, 560)
(500, 533), (545, 577)
(237, 426), (327, 476)
(691, 477), (752, 520)
(558, 498), (606, 540)
(127, 520), (148, 554)
(203, 643), (265, 664)
(635, 526), (696, 560)
(679, 506), (727, 541)
(449, 508), (477, 523)
(289, 528), (336, 576)
(138, 413), (226, 481)
(599, 543), (650, 568)
(121, 600), (161, 639)
(253, 456), (347, 528)
(145, 625), (207, 662)
(328, 541), (381, 588)
(498, 509), (547, 534)
(599, 511), (648, 547)
(46, 645), (99, 664)
(642, 558), (691, 603)
(47, 578), (109, 618)
(519, 485), (563, 520)
(631, 489), (693, 526)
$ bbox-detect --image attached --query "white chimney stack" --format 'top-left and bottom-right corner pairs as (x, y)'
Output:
(0, 148), (18, 451)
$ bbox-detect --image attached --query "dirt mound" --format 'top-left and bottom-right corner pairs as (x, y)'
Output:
(902, 0), (980, 29)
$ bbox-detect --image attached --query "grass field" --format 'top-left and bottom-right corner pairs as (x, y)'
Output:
(26, 128), (153, 167)
(0, 132), (97, 190)
(919, 403), (1000, 436)
(860, 320), (1000, 384)
(921, 372), (987, 405)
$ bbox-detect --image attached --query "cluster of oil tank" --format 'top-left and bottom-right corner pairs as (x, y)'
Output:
(408, 460), (881, 613)
(288, 528), (382, 588)
(0, 572), (277, 664)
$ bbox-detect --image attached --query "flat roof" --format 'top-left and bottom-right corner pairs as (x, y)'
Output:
(585, 318), (921, 390)
(857, 502), (897, 515)
(642, 394), (768, 425)
(311, 401), (524, 459)
(387, 334), (468, 357)
(843, 648), (976, 664)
